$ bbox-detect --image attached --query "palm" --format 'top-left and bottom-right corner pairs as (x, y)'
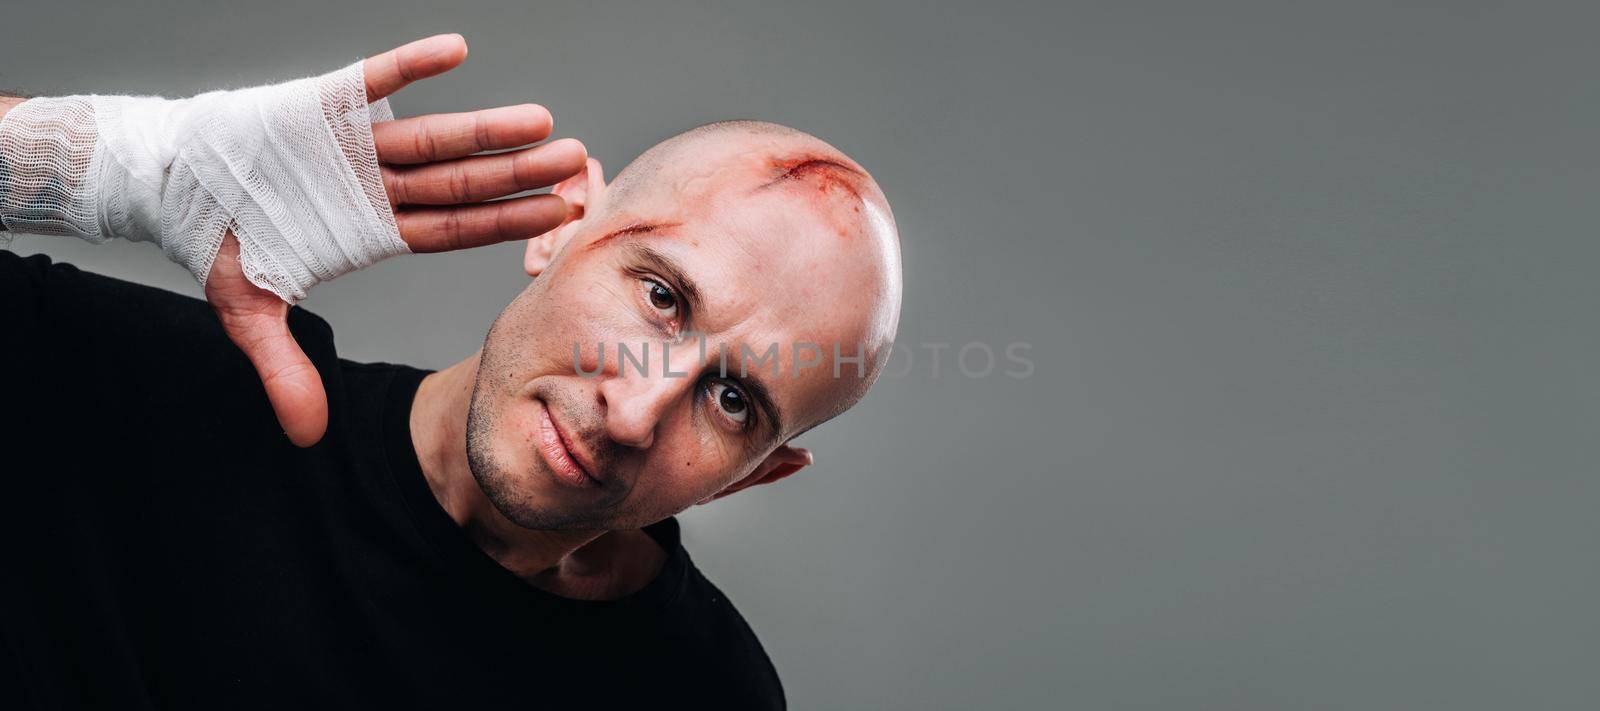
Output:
(202, 34), (585, 447)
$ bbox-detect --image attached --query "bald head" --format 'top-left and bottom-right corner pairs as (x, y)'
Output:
(598, 120), (895, 242)
(478, 120), (901, 529)
(600, 120), (814, 211)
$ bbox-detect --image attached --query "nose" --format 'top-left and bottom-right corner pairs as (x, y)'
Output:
(595, 340), (703, 450)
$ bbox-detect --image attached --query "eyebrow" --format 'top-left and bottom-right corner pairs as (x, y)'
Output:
(617, 238), (787, 439)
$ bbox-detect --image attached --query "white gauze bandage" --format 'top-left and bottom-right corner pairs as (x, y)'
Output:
(0, 61), (408, 303)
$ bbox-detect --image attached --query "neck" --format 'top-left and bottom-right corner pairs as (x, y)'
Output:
(408, 352), (604, 580)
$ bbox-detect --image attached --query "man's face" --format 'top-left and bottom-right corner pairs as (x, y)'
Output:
(465, 134), (900, 531)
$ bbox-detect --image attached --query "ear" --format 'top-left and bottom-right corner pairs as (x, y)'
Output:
(524, 157), (606, 277)
(704, 445), (813, 504)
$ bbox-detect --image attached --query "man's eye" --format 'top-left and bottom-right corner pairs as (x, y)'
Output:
(641, 278), (678, 318)
(707, 380), (750, 425)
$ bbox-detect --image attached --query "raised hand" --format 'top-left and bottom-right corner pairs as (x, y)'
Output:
(205, 34), (584, 447)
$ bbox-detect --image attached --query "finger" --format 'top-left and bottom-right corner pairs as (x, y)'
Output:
(222, 314), (330, 447)
(363, 34), (469, 102)
(383, 138), (586, 206)
(396, 194), (570, 252)
(372, 104), (554, 165)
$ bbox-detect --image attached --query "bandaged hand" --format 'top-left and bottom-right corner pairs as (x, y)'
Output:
(0, 35), (586, 446)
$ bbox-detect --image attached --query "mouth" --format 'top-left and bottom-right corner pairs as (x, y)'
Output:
(537, 402), (601, 489)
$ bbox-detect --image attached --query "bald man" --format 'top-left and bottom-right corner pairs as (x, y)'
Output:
(0, 38), (900, 709)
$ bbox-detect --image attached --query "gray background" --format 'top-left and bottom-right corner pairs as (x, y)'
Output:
(4, 1), (1597, 708)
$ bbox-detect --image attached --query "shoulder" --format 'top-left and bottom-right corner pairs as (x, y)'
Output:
(0, 248), (337, 358)
(1, 250), (347, 437)
(648, 521), (786, 708)
(672, 566), (787, 708)
(1, 247), (210, 323)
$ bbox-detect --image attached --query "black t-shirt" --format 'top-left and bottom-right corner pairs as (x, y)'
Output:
(0, 250), (784, 709)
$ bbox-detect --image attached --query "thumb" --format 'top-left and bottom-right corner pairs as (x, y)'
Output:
(220, 311), (329, 447)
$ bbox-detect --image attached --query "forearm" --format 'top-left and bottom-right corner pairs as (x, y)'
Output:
(0, 94), (28, 219)
(0, 92), (30, 233)
(0, 69), (408, 302)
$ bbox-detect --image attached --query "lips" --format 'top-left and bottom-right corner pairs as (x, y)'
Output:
(537, 402), (600, 488)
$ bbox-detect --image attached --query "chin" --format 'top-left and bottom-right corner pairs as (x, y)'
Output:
(465, 443), (595, 531)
